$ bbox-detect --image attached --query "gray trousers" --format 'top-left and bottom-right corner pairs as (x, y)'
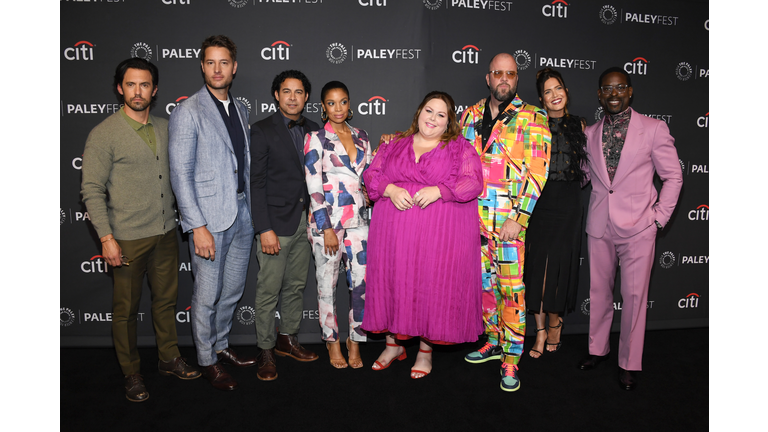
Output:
(254, 217), (311, 349)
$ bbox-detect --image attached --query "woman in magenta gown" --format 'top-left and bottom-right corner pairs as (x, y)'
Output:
(362, 91), (483, 379)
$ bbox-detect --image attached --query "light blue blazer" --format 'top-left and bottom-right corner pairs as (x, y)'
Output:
(169, 85), (252, 233)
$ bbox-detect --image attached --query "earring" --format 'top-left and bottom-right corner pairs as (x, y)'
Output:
(321, 110), (328, 122)
(347, 108), (353, 121)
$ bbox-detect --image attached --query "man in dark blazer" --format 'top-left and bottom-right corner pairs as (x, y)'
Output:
(169, 35), (256, 391)
(250, 70), (321, 380)
(578, 67), (683, 391)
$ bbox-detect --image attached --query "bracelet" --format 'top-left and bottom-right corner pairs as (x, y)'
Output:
(101, 237), (114, 243)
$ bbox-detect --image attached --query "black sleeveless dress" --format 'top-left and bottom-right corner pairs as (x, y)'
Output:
(523, 115), (587, 315)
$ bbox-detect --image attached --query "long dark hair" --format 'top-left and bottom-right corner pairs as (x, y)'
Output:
(535, 68), (589, 183)
(398, 91), (460, 149)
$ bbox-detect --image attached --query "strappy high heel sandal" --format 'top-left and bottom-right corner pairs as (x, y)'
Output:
(546, 319), (564, 353)
(372, 343), (406, 371)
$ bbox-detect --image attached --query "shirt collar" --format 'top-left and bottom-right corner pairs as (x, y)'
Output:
(205, 85), (231, 106)
(279, 109), (304, 127)
(119, 106), (152, 131)
(606, 107), (631, 125)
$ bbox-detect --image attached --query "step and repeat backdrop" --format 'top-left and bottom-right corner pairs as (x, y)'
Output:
(61, 0), (708, 347)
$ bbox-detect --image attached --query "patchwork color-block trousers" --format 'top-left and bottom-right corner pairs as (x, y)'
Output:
(308, 225), (368, 342)
(479, 190), (527, 364)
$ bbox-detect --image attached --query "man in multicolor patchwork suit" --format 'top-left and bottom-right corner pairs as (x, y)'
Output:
(460, 53), (551, 392)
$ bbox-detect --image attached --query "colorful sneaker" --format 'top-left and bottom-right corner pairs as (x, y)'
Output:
(464, 342), (502, 364)
(500, 362), (520, 392)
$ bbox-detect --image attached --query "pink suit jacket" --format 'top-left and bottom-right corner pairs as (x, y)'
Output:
(584, 108), (683, 239)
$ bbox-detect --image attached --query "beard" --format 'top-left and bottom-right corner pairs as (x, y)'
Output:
(123, 95), (151, 112)
(492, 82), (517, 103)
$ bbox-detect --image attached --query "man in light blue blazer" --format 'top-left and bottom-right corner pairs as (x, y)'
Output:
(169, 35), (256, 391)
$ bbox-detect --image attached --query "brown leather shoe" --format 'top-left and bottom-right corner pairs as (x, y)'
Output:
(256, 348), (278, 381)
(618, 367), (638, 391)
(275, 333), (319, 362)
(124, 374), (149, 402)
(158, 357), (201, 380)
(217, 347), (257, 368)
(201, 363), (237, 391)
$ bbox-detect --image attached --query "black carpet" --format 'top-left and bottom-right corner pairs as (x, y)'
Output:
(61, 327), (707, 431)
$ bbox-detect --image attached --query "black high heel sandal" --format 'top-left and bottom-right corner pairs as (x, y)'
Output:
(546, 319), (564, 353)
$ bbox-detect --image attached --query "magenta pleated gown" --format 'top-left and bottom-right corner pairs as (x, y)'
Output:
(361, 134), (484, 344)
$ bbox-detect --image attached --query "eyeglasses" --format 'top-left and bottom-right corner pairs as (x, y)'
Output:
(599, 84), (630, 95)
(489, 70), (518, 78)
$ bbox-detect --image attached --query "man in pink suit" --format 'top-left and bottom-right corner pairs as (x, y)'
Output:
(578, 67), (683, 391)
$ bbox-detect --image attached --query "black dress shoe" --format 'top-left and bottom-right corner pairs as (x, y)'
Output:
(618, 368), (637, 391)
(124, 374), (149, 402)
(201, 363), (238, 391)
(578, 354), (610, 370)
(217, 347), (257, 368)
(158, 357), (201, 380)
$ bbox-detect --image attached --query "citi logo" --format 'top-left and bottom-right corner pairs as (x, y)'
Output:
(81, 255), (109, 273)
(678, 293), (700, 309)
(359, 0), (386, 5)
(697, 112), (709, 128)
(261, 41), (291, 61)
(542, 0), (568, 18)
(624, 57), (648, 75)
(176, 306), (192, 323)
(72, 155), (82, 170)
(162, 0), (191, 4)
(166, 96), (189, 115)
(359, 96), (387, 116)
(452, 45), (480, 64)
(688, 204), (708, 221)
(64, 41), (94, 61)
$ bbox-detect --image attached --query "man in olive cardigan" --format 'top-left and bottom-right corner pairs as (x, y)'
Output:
(81, 58), (200, 403)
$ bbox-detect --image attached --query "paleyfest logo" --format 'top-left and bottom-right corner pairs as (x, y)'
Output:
(659, 251), (676, 269)
(513, 49), (531, 70)
(423, 0), (442, 10)
(675, 61), (693, 81)
(326, 43), (347, 64)
(599, 5), (618, 25)
(61, 307), (76, 327)
(131, 42), (152, 61)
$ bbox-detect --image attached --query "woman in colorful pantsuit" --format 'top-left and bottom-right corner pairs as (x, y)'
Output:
(304, 81), (372, 369)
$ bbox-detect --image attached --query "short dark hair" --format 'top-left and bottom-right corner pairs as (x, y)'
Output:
(113, 57), (159, 106)
(200, 35), (237, 62)
(271, 70), (312, 100)
(598, 66), (632, 88)
(320, 81), (349, 102)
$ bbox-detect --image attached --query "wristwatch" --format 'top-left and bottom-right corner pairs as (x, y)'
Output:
(654, 220), (663, 230)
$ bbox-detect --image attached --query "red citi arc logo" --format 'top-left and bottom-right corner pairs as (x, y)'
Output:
(359, 96), (387, 115)
(176, 306), (192, 323)
(697, 112), (709, 128)
(542, 0), (568, 18)
(261, 41), (291, 60)
(624, 57), (648, 75)
(688, 204), (708, 221)
(81, 255), (109, 273)
(678, 293), (700, 308)
(64, 41), (94, 61)
(452, 45), (480, 64)
(166, 96), (189, 115)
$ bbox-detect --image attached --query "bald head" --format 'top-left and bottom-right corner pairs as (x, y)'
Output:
(486, 53), (519, 104)
(488, 53), (517, 71)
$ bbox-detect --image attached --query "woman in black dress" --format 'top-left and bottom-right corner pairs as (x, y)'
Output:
(525, 68), (589, 358)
